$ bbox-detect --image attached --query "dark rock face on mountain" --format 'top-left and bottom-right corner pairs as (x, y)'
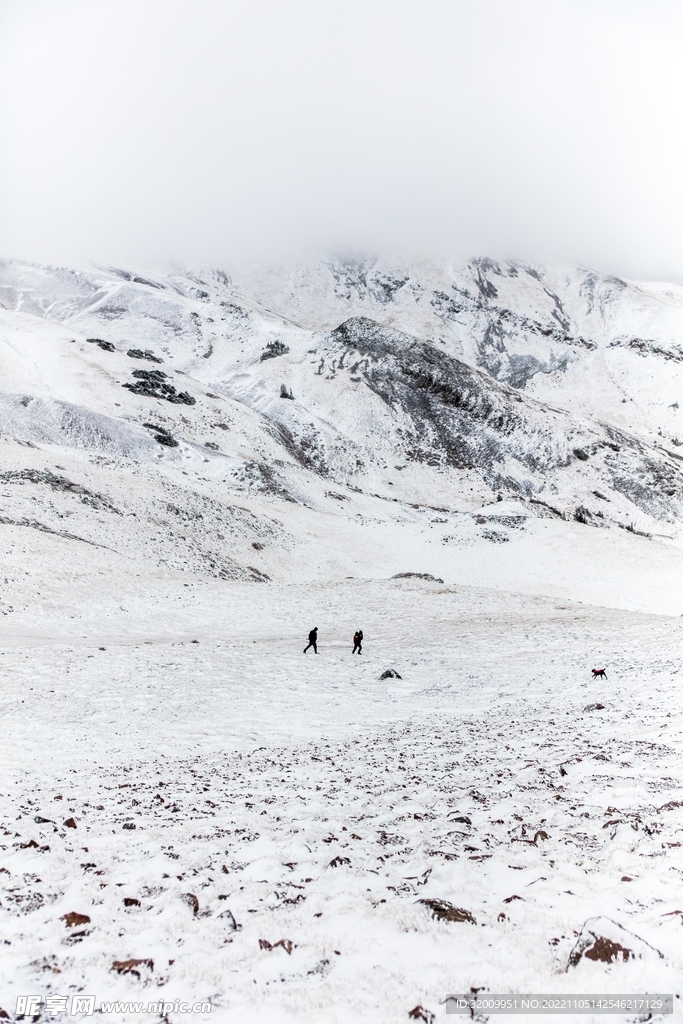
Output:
(328, 317), (683, 515)
(331, 317), (572, 477)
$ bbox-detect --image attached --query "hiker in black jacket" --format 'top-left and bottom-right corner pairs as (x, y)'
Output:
(304, 627), (318, 654)
(352, 629), (363, 654)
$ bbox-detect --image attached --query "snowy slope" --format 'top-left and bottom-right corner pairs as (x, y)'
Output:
(0, 563), (682, 1022)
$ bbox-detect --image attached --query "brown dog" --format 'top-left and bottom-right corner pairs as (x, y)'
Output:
(591, 668), (607, 679)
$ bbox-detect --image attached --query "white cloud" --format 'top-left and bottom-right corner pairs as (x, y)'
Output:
(1, 0), (682, 279)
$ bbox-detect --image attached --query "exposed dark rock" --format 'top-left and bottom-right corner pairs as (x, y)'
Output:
(574, 506), (599, 526)
(180, 893), (199, 915)
(0, 468), (119, 511)
(487, 515), (526, 528)
(61, 911), (90, 927)
(127, 348), (163, 363)
(609, 336), (683, 362)
(417, 898), (476, 924)
(379, 669), (402, 679)
(408, 1006), (435, 1023)
(331, 317), (575, 477)
(568, 917), (663, 967)
(247, 566), (271, 581)
(482, 529), (509, 543)
(112, 958), (154, 976)
(260, 340), (290, 360)
(392, 572), (444, 583)
(218, 908), (239, 930)
(123, 369), (195, 405)
(142, 423), (178, 447)
(86, 338), (115, 352)
(259, 938), (294, 953)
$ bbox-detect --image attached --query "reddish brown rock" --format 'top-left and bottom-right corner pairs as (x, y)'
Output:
(61, 911), (90, 928)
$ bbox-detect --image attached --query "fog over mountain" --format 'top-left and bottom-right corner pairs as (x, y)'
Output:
(2, 0), (683, 278)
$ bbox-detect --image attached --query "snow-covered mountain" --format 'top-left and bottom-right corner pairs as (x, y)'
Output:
(2, 254), (683, 587)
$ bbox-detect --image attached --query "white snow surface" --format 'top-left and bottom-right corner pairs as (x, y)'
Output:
(0, 254), (682, 1022)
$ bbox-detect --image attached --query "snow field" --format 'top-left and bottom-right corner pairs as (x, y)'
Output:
(1, 572), (682, 1022)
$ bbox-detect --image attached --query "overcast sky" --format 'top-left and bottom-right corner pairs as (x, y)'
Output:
(1, 0), (682, 280)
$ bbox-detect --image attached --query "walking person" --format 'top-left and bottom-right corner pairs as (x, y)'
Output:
(352, 629), (363, 654)
(304, 627), (318, 654)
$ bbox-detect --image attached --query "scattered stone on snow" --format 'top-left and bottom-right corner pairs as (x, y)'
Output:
(483, 529), (510, 543)
(392, 572), (444, 583)
(574, 505), (604, 527)
(218, 908), (239, 930)
(86, 338), (115, 352)
(112, 958), (154, 976)
(259, 938), (295, 954)
(143, 422), (179, 447)
(180, 892), (200, 915)
(583, 703), (605, 712)
(123, 368), (195, 405)
(247, 565), (271, 581)
(329, 856), (351, 868)
(61, 911), (90, 927)
(417, 899), (476, 924)
(568, 916), (664, 967)
(380, 669), (402, 679)
(408, 1006), (435, 1023)
(127, 348), (163, 363)
(260, 340), (290, 361)
(63, 818), (76, 828)
(123, 897), (140, 907)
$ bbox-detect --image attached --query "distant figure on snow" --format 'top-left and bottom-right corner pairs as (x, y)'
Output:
(304, 627), (318, 654)
(591, 667), (606, 679)
(352, 629), (363, 654)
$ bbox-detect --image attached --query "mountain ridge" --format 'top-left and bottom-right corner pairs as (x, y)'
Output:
(1, 253), (683, 607)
